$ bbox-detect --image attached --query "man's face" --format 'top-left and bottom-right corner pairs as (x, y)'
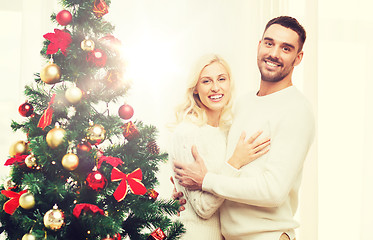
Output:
(257, 24), (303, 83)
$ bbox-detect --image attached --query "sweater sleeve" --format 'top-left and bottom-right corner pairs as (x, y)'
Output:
(169, 123), (224, 219)
(202, 106), (315, 207)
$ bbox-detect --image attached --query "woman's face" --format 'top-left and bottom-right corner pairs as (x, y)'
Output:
(194, 61), (231, 119)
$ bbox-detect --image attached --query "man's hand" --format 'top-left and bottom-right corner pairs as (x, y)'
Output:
(173, 145), (207, 191)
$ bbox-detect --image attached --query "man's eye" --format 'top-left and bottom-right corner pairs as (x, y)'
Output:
(283, 47), (290, 52)
(265, 42), (273, 46)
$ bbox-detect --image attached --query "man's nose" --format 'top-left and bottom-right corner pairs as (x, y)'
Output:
(269, 46), (281, 59)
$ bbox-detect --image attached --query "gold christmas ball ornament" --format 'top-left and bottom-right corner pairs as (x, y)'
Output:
(46, 124), (66, 149)
(4, 178), (15, 190)
(86, 123), (106, 145)
(25, 154), (37, 168)
(22, 233), (36, 240)
(81, 38), (95, 51)
(65, 86), (83, 104)
(43, 205), (65, 231)
(9, 140), (28, 157)
(61, 153), (79, 171)
(19, 192), (36, 209)
(40, 62), (61, 84)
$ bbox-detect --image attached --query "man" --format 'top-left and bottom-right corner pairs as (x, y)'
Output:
(173, 16), (315, 240)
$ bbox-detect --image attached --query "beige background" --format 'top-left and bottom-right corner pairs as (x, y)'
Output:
(1, 0), (372, 239)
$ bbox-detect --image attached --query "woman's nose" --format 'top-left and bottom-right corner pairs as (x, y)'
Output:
(211, 81), (220, 92)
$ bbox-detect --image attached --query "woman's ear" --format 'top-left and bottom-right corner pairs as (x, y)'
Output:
(193, 88), (198, 94)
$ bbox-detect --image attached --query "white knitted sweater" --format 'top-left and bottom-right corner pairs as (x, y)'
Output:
(169, 121), (226, 240)
(203, 86), (315, 240)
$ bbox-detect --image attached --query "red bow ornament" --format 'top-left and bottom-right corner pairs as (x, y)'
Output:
(73, 203), (104, 218)
(4, 154), (28, 166)
(1, 190), (28, 215)
(97, 156), (123, 169)
(111, 168), (147, 202)
(37, 94), (56, 130)
(43, 29), (72, 56)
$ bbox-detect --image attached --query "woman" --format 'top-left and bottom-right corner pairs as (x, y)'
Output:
(168, 54), (270, 239)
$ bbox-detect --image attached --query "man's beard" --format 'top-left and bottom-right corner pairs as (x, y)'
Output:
(259, 56), (295, 82)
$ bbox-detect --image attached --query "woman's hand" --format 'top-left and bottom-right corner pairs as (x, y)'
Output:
(170, 176), (186, 216)
(228, 131), (270, 169)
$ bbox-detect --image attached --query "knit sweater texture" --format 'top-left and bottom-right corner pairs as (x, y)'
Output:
(203, 86), (315, 240)
(169, 121), (226, 240)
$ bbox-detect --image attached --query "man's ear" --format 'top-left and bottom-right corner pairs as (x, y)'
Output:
(257, 40), (262, 52)
(294, 51), (304, 66)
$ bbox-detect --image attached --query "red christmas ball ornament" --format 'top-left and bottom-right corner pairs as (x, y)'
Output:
(113, 233), (121, 240)
(18, 102), (34, 117)
(118, 104), (134, 120)
(86, 49), (107, 67)
(101, 236), (114, 240)
(99, 35), (122, 53)
(86, 170), (107, 191)
(101, 233), (121, 240)
(77, 140), (92, 155)
(56, 10), (72, 26)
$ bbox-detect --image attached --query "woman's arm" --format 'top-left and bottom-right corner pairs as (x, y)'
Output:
(169, 123), (224, 219)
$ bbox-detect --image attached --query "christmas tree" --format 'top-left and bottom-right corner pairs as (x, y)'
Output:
(0, 0), (184, 239)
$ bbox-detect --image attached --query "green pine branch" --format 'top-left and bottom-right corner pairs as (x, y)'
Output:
(1, 0), (183, 239)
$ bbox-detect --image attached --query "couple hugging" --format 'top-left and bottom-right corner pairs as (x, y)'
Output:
(168, 16), (314, 240)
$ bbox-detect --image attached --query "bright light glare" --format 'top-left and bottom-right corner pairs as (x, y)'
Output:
(121, 31), (181, 90)
(117, 27), (186, 129)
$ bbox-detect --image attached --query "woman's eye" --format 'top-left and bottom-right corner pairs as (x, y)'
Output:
(202, 79), (211, 84)
(219, 77), (226, 81)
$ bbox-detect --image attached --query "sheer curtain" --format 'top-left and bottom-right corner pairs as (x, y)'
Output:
(0, 0), (58, 177)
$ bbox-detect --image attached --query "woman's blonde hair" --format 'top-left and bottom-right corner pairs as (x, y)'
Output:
(174, 54), (235, 131)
